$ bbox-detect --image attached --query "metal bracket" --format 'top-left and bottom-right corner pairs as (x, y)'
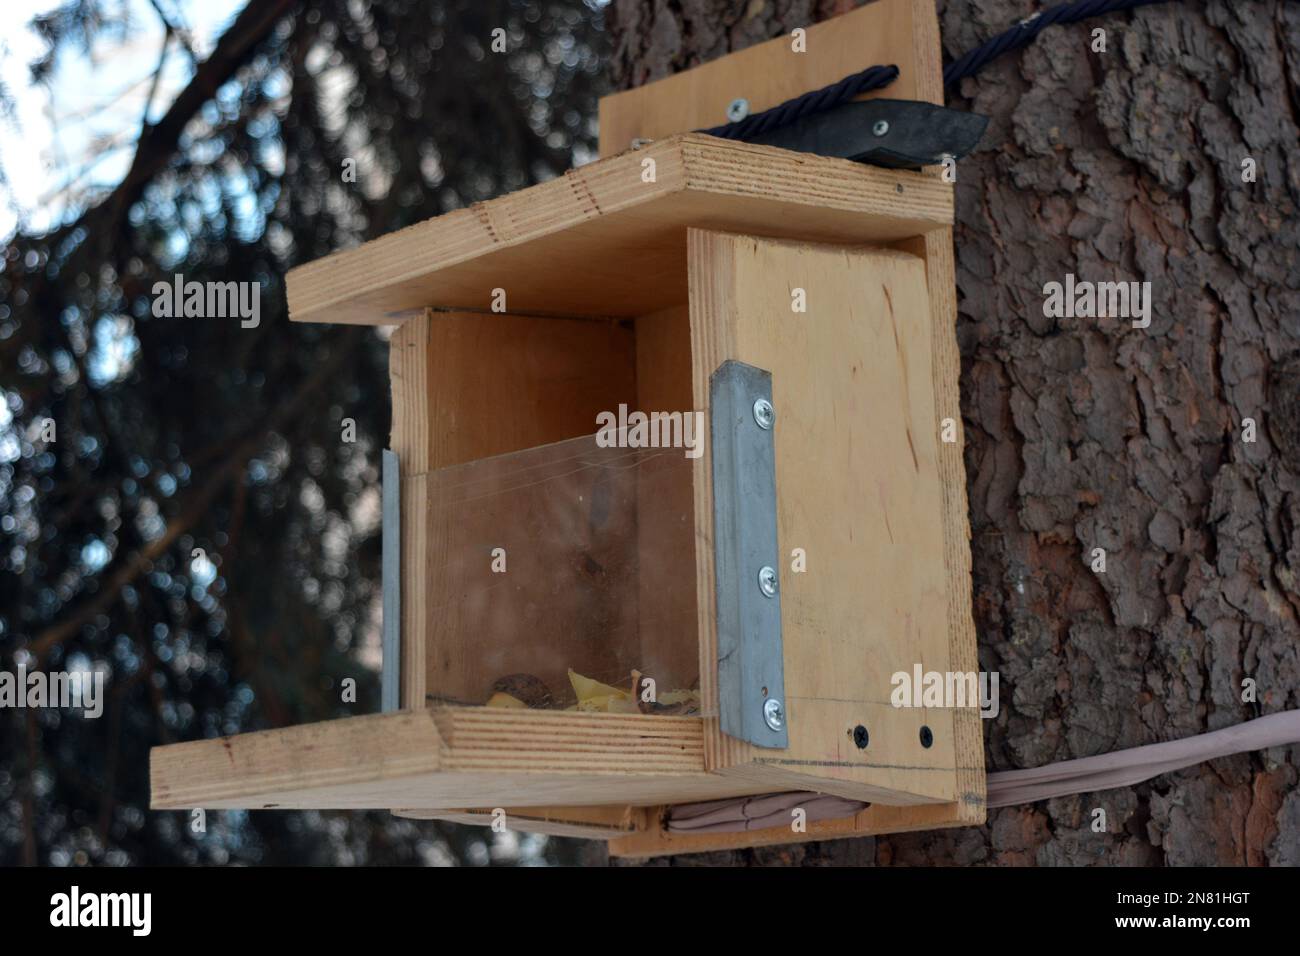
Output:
(710, 360), (788, 748)
(741, 98), (988, 170)
(381, 449), (401, 713)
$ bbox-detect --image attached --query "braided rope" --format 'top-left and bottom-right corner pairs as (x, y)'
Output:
(944, 0), (1171, 87)
(697, 0), (1176, 140)
(697, 64), (899, 139)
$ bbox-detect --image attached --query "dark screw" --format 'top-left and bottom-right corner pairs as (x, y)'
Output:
(919, 725), (934, 748)
(853, 725), (869, 749)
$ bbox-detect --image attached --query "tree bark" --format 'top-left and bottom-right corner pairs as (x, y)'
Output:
(607, 0), (1300, 866)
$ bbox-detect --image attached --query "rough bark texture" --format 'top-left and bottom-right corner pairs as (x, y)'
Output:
(606, 0), (1300, 866)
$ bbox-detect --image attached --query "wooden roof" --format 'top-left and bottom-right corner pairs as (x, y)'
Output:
(285, 133), (952, 325)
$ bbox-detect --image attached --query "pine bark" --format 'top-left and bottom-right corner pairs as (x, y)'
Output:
(606, 0), (1300, 866)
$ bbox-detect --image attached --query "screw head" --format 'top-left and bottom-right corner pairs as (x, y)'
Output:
(919, 725), (934, 748)
(757, 565), (779, 598)
(872, 119), (890, 137)
(752, 397), (775, 430)
(764, 698), (785, 731)
(727, 98), (750, 123)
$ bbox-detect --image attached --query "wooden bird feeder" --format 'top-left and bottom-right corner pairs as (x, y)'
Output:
(150, 0), (986, 858)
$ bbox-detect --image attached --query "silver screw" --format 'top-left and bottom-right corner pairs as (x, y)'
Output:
(752, 397), (775, 429)
(764, 698), (785, 732)
(757, 565), (779, 598)
(727, 98), (750, 123)
(872, 119), (890, 137)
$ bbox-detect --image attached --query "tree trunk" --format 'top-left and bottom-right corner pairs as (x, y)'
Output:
(606, 0), (1300, 866)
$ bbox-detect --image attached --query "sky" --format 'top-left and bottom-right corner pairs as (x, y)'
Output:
(0, 0), (245, 240)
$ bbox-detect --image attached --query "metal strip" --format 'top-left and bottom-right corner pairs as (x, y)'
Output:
(381, 449), (401, 713)
(710, 360), (788, 748)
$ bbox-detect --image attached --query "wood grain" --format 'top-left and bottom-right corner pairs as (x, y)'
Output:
(608, 800), (966, 859)
(157, 0), (984, 845)
(397, 804), (643, 840)
(286, 135), (951, 325)
(597, 1), (924, 156)
(688, 229), (957, 806)
(389, 313), (432, 707)
(633, 304), (699, 693)
(150, 708), (779, 810)
(592, 0), (984, 859)
(903, 0), (987, 826)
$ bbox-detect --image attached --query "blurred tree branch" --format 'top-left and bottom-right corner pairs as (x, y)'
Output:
(28, 326), (360, 662)
(2, 0), (609, 866)
(99, 0), (298, 240)
(0, 0), (300, 367)
(146, 0), (198, 64)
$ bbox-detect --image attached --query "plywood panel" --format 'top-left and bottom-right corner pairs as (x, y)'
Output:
(591, 0), (986, 838)
(286, 135), (951, 325)
(390, 311), (434, 475)
(901, 0), (988, 826)
(200, 0), (986, 846)
(689, 229), (956, 805)
(413, 312), (638, 702)
(598, 0), (924, 156)
(893, 230), (985, 821)
(422, 312), (636, 469)
(390, 313), (433, 708)
(398, 804), (643, 840)
(633, 304), (699, 697)
(391, 311), (639, 708)
(608, 800), (967, 858)
(150, 709), (780, 811)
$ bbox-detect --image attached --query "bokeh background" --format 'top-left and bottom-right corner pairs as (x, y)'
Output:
(1, 0), (612, 866)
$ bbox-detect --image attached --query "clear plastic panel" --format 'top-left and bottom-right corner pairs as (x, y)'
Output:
(423, 431), (699, 715)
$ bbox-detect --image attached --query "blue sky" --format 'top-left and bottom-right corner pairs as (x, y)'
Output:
(0, 0), (245, 239)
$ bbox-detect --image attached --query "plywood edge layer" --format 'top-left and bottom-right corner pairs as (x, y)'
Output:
(285, 134), (951, 326)
(434, 707), (707, 774)
(893, 237), (988, 826)
(394, 804), (644, 840)
(285, 137), (688, 325)
(709, 760), (956, 808)
(149, 709), (444, 810)
(608, 797), (977, 859)
(677, 138), (949, 230)
(906, 0), (987, 826)
(151, 707), (783, 811)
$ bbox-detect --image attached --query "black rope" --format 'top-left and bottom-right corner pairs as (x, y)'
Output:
(943, 0), (1172, 87)
(697, 0), (1177, 140)
(697, 64), (900, 139)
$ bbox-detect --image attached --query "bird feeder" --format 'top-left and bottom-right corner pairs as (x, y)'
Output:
(150, 0), (986, 858)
